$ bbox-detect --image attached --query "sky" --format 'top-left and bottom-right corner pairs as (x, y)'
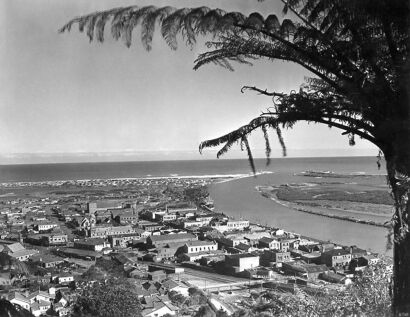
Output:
(0, 0), (378, 164)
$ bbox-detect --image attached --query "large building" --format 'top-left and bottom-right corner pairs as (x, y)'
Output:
(184, 240), (218, 254)
(88, 225), (136, 238)
(224, 253), (259, 273)
(321, 249), (352, 268)
(147, 233), (197, 248)
(74, 238), (110, 252)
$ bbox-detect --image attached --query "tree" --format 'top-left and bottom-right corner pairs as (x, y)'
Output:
(72, 279), (142, 317)
(60, 0), (409, 314)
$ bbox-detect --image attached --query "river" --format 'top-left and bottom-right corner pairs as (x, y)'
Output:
(209, 170), (391, 256)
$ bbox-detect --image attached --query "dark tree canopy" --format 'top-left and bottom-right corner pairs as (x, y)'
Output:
(72, 279), (142, 317)
(61, 0), (410, 314)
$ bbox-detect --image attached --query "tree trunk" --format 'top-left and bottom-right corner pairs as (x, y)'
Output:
(385, 126), (410, 316)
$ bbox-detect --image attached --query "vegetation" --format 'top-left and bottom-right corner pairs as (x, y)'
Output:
(72, 278), (142, 317)
(276, 186), (394, 205)
(61, 0), (410, 313)
(233, 260), (391, 316)
(0, 299), (34, 317)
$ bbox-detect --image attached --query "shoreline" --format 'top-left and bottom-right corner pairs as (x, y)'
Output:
(0, 171), (273, 188)
(255, 186), (390, 229)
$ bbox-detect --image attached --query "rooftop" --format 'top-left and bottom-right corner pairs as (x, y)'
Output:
(150, 233), (196, 242)
(185, 240), (216, 247)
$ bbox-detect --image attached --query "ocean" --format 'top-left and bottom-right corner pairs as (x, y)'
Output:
(0, 156), (384, 183)
(0, 156), (391, 254)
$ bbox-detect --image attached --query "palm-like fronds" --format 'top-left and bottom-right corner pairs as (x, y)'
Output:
(60, 1), (409, 167)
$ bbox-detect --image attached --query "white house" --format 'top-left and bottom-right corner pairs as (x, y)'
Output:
(8, 292), (31, 311)
(184, 240), (218, 254)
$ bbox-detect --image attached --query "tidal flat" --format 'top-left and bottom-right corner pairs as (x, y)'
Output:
(256, 171), (392, 228)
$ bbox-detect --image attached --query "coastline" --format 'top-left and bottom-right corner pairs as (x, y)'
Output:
(255, 186), (390, 228)
(0, 171), (273, 188)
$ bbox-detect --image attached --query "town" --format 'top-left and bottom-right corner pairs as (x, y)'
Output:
(0, 176), (389, 316)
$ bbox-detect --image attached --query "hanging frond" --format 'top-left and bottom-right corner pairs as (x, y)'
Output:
(61, 0), (409, 171)
(275, 126), (287, 156)
(242, 136), (256, 174)
(261, 124), (271, 165)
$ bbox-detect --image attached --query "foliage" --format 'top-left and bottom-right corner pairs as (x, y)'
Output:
(72, 278), (142, 317)
(187, 287), (209, 306)
(233, 259), (391, 317)
(195, 305), (216, 317)
(276, 186), (394, 205)
(184, 186), (209, 204)
(61, 0), (410, 312)
(60, 0), (409, 170)
(168, 290), (187, 306)
(0, 299), (34, 317)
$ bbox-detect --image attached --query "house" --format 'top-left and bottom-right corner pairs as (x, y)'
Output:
(34, 221), (59, 232)
(343, 246), (367, 259)
(31, 254), (64, 268)
(74, 238), (110, 252)
(148, 270), (167, 282)
(139, 222), (164, 232)
(8, 292), (31, 311)
(2, 242), (39, 261)
(278, 239), (292, 252)
(161, 279), (188, 294)
(26, 233), (68, 246)
(0, 272), (13, 286)
(321, 249), (352, 268)
(56, 248), (102, 261)
(31, 300), (51, 317)
(290, 248), (321, 264)
(183, 240), (217, 254)
(226, 220), (250, 230)
(9, 249), (39, 262)
(224, 253), (259, 273)
(156, 244), (180, 259)
(147, 233), (197, 248)
(216, 236), (248, 249)
(157, 213), (177, 222)
(115, 210), (139, 224)
(88, 225), (136, 238)
(142, 301), (179, 317)
(167, 204), (197, 214)
(178, 249), (224, 262)
(282, 262), (329, 280)
(211, 220), (249, 232)
(233, 243), (254, 253)
(28, 290), (55, 303)
(57, 273), (74, 285)
(258, 237), (280, 250)
(260, 249), (291, 267)
(182, 219), (209, 229)
(319, 272), (352, 285)
(43, 233), (68, 246)
(109, 233), (142, 248)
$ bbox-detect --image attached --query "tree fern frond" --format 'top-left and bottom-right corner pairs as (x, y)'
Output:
(141, 6), (163, 51)
(264, 14), (281, 33)
(217, 140), (235, 158)
(161, 8), (190, 50)
(242, 136), (256, 174)
(111, 7), (136, 41)
(262, 124), (272, 165)
(244, 12), (265, 31)
(275, 126), (287, 156)
(184, 7), (210, 45)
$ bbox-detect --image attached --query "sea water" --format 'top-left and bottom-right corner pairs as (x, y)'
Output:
(0, 156), (390, 254)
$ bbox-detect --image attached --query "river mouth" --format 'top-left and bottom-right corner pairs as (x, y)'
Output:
(209, 172), (391, 256)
